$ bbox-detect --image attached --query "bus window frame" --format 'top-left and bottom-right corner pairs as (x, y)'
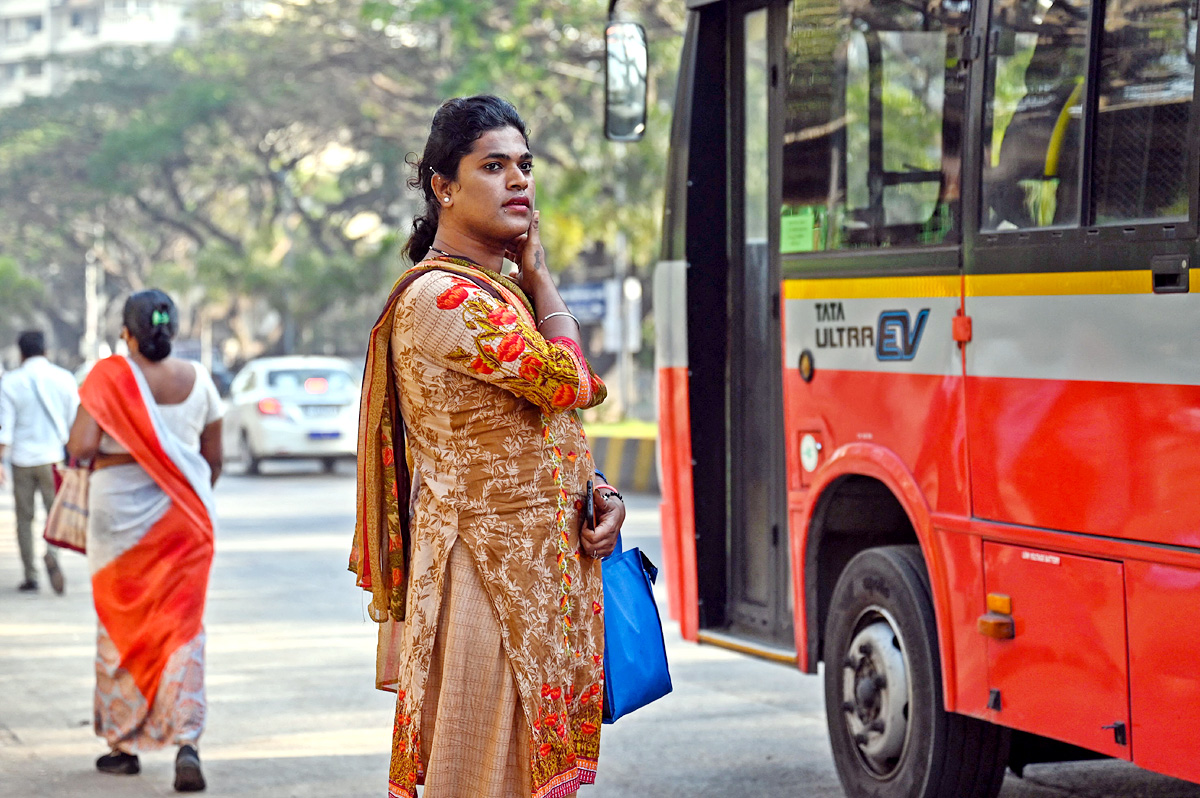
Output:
(968, 0), (1200, 270)
(778, 0), (972, 279)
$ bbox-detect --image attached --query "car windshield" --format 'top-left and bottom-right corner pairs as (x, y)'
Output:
(266, 369), (355, 395)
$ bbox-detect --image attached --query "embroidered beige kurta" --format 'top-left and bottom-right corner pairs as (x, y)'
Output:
(385, 268), (607, 798)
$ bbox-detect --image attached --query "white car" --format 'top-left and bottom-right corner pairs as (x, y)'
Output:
(223, 356), (360, 474)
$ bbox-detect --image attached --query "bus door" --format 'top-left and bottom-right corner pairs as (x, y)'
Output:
(726, 1), (793, 645)
(966, 0), (1199, 761)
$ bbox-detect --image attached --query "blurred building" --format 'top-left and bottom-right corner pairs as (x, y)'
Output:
(0, 0), (199, 107)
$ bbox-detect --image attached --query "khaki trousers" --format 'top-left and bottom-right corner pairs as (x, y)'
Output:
(13, 463), (58, 584)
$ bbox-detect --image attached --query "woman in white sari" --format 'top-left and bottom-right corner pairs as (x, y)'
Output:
(67, 289), (223, 793)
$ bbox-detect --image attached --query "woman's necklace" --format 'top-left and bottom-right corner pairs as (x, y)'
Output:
(427, 246), (479, 265)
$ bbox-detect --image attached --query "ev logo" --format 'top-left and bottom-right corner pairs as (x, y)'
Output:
(876, 309), (930, 361)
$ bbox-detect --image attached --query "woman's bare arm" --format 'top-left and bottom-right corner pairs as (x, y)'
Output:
(66, 406), (101, 461)
(199, 419), (223, 486)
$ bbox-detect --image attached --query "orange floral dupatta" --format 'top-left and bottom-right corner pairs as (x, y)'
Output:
(350, 258), (526, 690)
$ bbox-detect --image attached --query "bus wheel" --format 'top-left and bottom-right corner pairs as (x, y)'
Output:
(824, 545), (1009, 798)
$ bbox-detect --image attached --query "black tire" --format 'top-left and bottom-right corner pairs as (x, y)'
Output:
(321, 457), (338, 474)
(240, 432), (261, 476)
(824, 545), (1010, 798)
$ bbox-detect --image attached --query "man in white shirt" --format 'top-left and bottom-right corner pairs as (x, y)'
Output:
(0, 331), (80, 593)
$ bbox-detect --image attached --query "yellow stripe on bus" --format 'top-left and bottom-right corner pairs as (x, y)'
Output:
(783, 271), (1157, 299)
(783, 275), (959, 300)
(967, 270), (1152, 296)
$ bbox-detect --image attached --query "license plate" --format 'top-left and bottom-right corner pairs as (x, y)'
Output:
(304, 405), (341, 418)
(308, 431), (341, 440)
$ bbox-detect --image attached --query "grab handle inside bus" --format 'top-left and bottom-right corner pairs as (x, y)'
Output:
(1151, 255), (1190, 294)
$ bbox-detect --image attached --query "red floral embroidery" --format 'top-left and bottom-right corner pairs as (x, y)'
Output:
(497, 332), (526, 362)
(552, 384), (577, 408)
(538, 743), (553, 758)
(382, 447), (395, 467)
(592, 600), (602, 615)
(581, 722), (597, 735)
(541, 683), (552, 698)
(487, 306), (518, 326)
(390, 481), (398, 499)
(436, 285), (469, 309)
(519, 355), (544, 381)
(550, 686), (562, 700)
(469, 357), (495, 375)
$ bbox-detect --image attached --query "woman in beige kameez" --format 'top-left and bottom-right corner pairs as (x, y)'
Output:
(352, 95), (625, 798)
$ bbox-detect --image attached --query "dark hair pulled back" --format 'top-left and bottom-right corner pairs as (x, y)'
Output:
(403, 95), (529, 264)
(17, 330), (45, 359)
(123, 289), (179, 362)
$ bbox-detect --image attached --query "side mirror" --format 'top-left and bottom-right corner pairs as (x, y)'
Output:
(605, 21), (648, 142)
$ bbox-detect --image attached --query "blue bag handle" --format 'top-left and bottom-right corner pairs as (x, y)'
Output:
(604, 533), (658, 584)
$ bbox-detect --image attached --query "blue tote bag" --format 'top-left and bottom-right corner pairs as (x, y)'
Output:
(601, 535), (672, 723)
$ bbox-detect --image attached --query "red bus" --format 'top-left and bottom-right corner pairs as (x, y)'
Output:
(609, 0), (1200, 794)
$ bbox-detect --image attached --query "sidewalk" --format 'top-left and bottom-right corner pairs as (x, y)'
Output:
(1, 476), (845, 798)
(0, 479), (396, 797)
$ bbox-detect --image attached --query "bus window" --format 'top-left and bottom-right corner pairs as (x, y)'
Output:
(982, 0), (1090, 230)
(1092, 0), (1195, 223)
(782, 0), (967, 251)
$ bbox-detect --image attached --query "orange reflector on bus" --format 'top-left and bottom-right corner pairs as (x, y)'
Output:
(986, 593), (1012, 615)
(977, 612), (1015, 640)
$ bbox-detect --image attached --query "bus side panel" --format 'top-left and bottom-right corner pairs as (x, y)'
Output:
(982, 543), (1131, 759)
(965, 286), (1200, 547)
(656, 258), (697, 636)
(967, 377), (1200, 547)
(658, 363), (696, 636)
(782, 369), (969, 517)
(1126, 560), (1200, 783)
(935, 526), (990, 718)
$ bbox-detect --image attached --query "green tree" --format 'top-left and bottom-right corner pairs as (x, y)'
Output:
(0, 0), (683, 363)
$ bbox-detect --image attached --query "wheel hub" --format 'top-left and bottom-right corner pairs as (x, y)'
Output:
(841, 617), (910, 776)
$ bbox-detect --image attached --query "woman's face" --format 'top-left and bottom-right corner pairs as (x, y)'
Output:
(439, 126), (534, 245)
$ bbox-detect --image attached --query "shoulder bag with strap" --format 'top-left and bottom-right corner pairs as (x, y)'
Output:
(29, 370), (69, 447)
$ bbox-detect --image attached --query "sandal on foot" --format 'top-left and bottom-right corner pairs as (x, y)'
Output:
(96, 750), (140, 775)
(174, 744), (206, 792)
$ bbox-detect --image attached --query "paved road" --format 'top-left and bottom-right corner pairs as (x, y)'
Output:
(2, 464), (1200, 797)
